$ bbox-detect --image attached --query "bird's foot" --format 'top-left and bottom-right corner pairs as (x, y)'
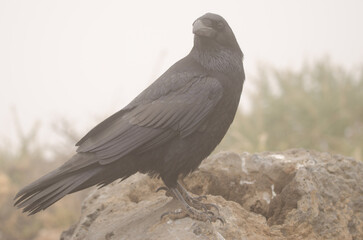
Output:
(176, 182), (220, 213)
(186, 197), (220, 213)
(160, 185), (225, 223)
(161, 206), (224, 223)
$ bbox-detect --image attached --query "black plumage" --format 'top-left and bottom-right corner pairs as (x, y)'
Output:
(14, 13), (245, 219)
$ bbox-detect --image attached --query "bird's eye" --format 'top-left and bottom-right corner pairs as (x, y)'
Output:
(216, 22), (225, 30)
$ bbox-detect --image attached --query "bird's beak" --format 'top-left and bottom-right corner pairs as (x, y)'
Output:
(193, 19), (216, 38)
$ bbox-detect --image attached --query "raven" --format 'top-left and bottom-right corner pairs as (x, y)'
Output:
(14, 13), (245, 222)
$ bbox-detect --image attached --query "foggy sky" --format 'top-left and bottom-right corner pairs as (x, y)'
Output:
(1, 0), (362, 150)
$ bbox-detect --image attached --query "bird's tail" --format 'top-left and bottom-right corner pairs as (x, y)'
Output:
(14, 155), (105, 215)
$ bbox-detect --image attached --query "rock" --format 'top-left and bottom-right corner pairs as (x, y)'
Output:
(61, 149), (363, 240)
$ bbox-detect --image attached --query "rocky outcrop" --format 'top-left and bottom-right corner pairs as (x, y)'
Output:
(61, 149), (363, 240)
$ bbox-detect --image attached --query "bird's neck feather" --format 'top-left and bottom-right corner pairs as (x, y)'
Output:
(190, 44), (243, 76)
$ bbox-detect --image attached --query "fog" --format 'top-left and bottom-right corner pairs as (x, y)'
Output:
(1, 0), (362, 149)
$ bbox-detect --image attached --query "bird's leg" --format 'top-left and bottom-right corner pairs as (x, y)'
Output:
(161, 187), (224, 223)
(157, 183), (218, 212)
(176, 182), (219, 213)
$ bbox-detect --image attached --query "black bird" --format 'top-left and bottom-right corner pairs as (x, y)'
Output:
(14, 13), (245, 222)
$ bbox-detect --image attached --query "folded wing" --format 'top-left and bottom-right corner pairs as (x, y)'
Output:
(76, 76), (223, 165)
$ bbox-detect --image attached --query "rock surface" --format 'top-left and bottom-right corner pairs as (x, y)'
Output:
(61, 149), (363, 240)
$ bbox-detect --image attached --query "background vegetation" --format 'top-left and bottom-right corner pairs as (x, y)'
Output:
(219, 59), (363, 161)
(1, 59), (362, 239)
(0, 122), (89, 240)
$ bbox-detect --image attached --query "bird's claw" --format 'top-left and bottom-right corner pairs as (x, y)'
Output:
(185, 196), (219, 214)
(193, 195), (207, 201)
(156, 186), (169, 193)
(216, 216), (225, 224)
(203, 203), (220, 213)
(161, 208), (224, 224)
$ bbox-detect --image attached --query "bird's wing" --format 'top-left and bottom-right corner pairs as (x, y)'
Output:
(76, 75), (223, 165)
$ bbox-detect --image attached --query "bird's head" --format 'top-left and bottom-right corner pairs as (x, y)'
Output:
(192, 13), (241, 54)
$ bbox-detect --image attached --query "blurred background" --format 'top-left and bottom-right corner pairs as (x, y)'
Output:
(1, 0), (362, 239)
